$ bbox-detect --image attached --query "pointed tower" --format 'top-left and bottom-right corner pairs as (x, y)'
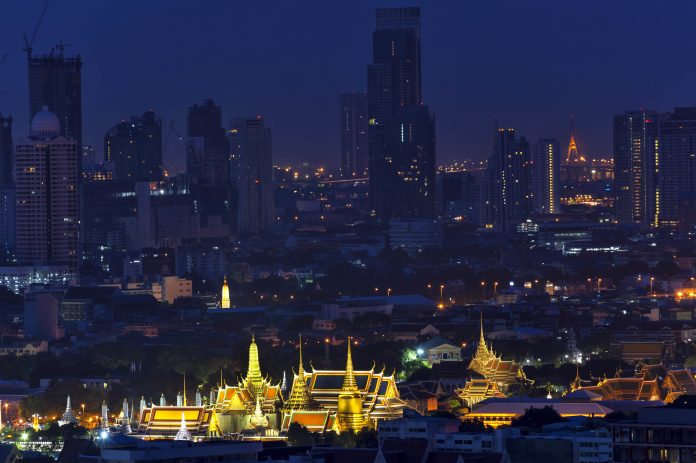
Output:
(336, 337), (368, 432)
(570, 365), (582, 392)
(174, 412), (192, 441)
(160, 393), (166, 407)
(59, 395), (78, 425)
(244, 335), (264, 396)
(565, 115), (585, 164)
(221, 276), (231, 309)
(121, 399), (132, 434)
(101, 401), (109, 430)
(281, 371), (287, 393)
(195, 388), (202, 407)
(176, 391), (183, 407)
(284, 335), (313, 412)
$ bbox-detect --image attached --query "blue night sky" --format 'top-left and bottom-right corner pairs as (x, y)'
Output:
(1, 1), (695, 170)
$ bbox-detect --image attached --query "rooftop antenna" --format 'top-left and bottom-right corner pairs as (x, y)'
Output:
(22, 0), (51, 59)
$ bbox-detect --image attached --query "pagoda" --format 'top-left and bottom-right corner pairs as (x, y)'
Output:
(221, 276), (230, 309)
(58, 396), (78, 426)
(336, 338), (370, 432)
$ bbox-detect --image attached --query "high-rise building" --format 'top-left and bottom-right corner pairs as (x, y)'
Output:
(613, 110), (658, 226)
(339, 92), (368, 177)
(186, 99), (230, 185)
(104, 110), (163, 181)
(0, 114), (14, 264)
(231, 116), (274, 235)
(654, 107), (696, 229)
(532, 139), (560, 214)
(367, 7), (436, 221)
(28, 51), (82, 170)
(15, 106), (78, 273)
(0, 114), (12, 186)
(482, 128), (533, 231)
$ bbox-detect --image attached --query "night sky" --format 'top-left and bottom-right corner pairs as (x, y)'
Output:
(1, 1), (695, 170)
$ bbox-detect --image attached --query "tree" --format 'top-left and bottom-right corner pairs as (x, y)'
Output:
(286, 422), (315, 447)
(355, 428), (378, 448)
(511, 406), (565, 428)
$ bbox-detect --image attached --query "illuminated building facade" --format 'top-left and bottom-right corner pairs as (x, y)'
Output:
(532, 138), (560, 214)
(220, 276), (230, 309)
(613, 109), (659, 227)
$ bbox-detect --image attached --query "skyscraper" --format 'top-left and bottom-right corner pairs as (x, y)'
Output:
(613, 110), (658, 226)
(532, 139), (560, 214)
(104, 110), (163, 182)
(367, 7), (436, 221)
(0, 114), (15, 264)
(231, 116), (274, 235)
(15, 106), (78, 273)
(186, 99), (230, 185)
(653, 107), (696, 229)
(28, 51), (82, 170)
(0, 114), (12, 186)
(482, 128), (533, 231)
(339, 92), (368, 177)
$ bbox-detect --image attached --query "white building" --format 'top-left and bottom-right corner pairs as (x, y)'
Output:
(15, 106), (78, 274)
(161, 276), (192, 304)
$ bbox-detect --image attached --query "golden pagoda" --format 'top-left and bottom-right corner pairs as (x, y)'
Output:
(336, 337), (370, 432)
(214, 335), (282, 433)
(467, 314), (528, 391)
(221, 276), (231, 309)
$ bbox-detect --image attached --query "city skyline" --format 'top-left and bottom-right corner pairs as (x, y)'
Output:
(2, 1), (696, 169)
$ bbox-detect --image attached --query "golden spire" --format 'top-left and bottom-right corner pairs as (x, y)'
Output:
(221, 276), (231, 309)
(183, 374), (187, 407)
(570, 364), (582, 392)
(283, 335), (313, 411)
(246, 335), (263, 392)
(342, 337), (358, 392)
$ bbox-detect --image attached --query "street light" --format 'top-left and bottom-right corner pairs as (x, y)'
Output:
(387, 288), (392, 297)
(81, 404), (85, 417)
(439, 284), (445, 309)
(650, 276), (655, 296)
(597, 278), (602, 293)
(493, 282), (499, 299)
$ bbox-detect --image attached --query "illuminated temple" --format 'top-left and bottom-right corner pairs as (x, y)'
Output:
(214, 335), (283, 433)
(568, 363), (696, 403)
(210, 336), (404, 434)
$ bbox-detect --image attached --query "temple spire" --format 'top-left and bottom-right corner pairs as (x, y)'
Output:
(174, 412), (192, 441)
(284, 335), (312, 411)
(245, 335), (263, 393)
(221, 276), (231, 309)
(183, 374), (187, 407)
(342, 337), (358, 392)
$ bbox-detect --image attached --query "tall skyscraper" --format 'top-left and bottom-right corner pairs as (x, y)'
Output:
(532, 139), (560, 214)
(367, 7), (436, 221)
(339, 92), (368, 177)
(653, 107), (696, 229)
(28, 51), (82, 170)
(613, 110), (658, 226)
(482, 128), (533, 231)
(104, 110), (163, 181)
(231, 116), (274, 235)
(15, 106), (78, 273)
(0, 114), (15, 264)
(186, 99), (230, 185)
(0, 114), (12, 186)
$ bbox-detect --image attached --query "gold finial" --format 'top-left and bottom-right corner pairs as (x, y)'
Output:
(298, 334), (304, 372)
(342, 337), (358, 392)
(183, 373), (187, 406)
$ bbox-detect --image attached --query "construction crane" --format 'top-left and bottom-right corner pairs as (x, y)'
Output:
(22, 0), (51, 59)
(162, 119), (187, 177)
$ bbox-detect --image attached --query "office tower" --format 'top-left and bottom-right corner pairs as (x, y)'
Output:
(367, 7), (436, 221)
(0, 114), (14, 264)
(104, 110), (163, 181)
(28, 51), (82, 169)
(439, 170), (480, 223)
(482, 128), (533, 231)
(186, 99), (230, 185)
(231, 116), (274, 235)
(0, 114), (12, 186)
(15, 106), (78, 273)
(654, 107), (696, 228)
(339, 92), (368, 177)
(613, 110), (658, 226)
(532, 139), (560, 214)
